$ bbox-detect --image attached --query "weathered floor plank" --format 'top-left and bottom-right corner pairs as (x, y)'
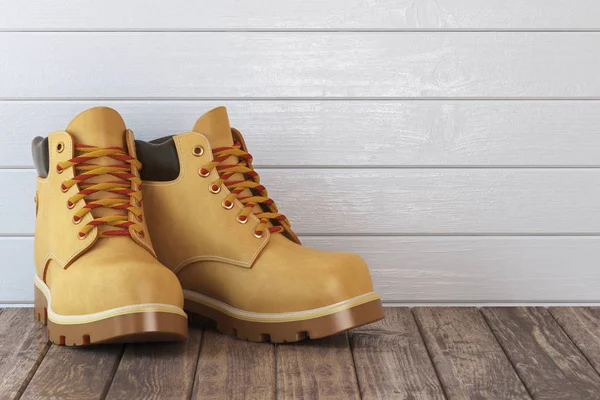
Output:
(20, 344), (123, 400)
(350, 308), (444, 399)
(482, 307), (600, 400)
(4, 307), (600, 399)
(0, 308), (50, 399)
(277, 333), (360, 400)
(192, 328), (276, 399)
(414, 307), (529, 399)
(105, 324), (202, 400)
(549, 307), (600, 374)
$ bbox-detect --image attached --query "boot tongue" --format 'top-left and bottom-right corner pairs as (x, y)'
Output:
(191, 106), (233, 148)
(66, 106), (127, 148)
(65, 107), (130, 230)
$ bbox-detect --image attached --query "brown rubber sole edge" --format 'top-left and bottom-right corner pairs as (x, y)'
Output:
(184, 297), (384, 343)
(34, 285), (188, 346)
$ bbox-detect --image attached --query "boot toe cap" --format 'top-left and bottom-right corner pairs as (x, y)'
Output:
(45, 250), (184, 317)
(245, 248), (377, 313)
(309, 251), (375, 305)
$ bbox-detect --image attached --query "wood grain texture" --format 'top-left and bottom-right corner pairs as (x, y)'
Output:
(6, 169), (600, 235)
(4, 100), (600, 167)
(482, 307), (600, 399)
(6, 236), (600, 303)
(4, 307), (600, 398)
(2, 0), (600, 30)
(413, 307), (530, 399)
(549, 307), (600, 374)
(277, 333), (360, 399)
(2, 33), (600, 98)
(0, 308), (49, 399)
(105, 325), (202, 400)
(350, 308), (444, 399)
(192, 329), (276, 399)
(21, 344), (123, 400)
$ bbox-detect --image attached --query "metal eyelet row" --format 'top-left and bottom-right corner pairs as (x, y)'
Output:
(59, 164), (80, 233)
(199, 161), (262, 237)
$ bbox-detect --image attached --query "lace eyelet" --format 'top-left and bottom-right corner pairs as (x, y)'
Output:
(236, 214), (248, 224)
(199, 168), (210, 178)
(134, 214), (143, 222)
(78, 232), (87, 240)
(136, 230), (145, 239)
(61, 184), (69, 193)
(56, 142), (64, 153)
(253, 230), (264, 239)
(222, 200), (234, 210)
(56, 165), (64, 174)
(67, 200), (75, 209)
(192, 145), (204, 156)
(72, 215), (81, 224)
(209, 183), (221, 194)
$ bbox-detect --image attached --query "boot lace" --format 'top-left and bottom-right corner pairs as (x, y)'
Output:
(199, 140), (290, 238)
(57, 144), (144, 239)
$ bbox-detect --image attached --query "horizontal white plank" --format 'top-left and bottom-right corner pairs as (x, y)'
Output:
(0, 238), (33, 302)
(2, 33), (600, 98)
(5, 169), (600, 235)
(3, 100), (600, 167)
(4, 236), (600, 303)
(1, 1), (599, 30)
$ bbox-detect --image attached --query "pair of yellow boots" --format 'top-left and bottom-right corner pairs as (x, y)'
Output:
(32, 106), (383, 346)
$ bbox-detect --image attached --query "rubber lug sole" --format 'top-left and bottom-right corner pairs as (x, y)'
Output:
(184, 296), (384, 343)
(34, 285), (188, 346)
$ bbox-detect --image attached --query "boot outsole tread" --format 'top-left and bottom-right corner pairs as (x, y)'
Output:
(34, 285), (188, 346)
(185, 296), (384, 343)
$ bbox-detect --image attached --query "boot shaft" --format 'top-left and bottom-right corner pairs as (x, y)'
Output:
(32, 107), (156, 276)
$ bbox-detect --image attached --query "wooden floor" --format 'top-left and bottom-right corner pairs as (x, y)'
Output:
(2, 307), (600, 399)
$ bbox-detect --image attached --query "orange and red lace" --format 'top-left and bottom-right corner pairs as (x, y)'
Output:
(200, 140), (290, 238)
(57, 144), (144, 239)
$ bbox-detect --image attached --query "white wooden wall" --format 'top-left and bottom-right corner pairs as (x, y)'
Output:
(1, 1), (600, 304)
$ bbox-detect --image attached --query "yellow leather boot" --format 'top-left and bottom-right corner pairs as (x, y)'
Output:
(137, 106), (383, 342)
(32, 107), (188, 346)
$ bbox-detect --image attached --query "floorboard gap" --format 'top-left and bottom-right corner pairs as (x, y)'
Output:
(13, 341), (51, 400)
(273, 343), (279, 400)
(547, 308), (600, 379)
(479, 308), (534, 399)
(347, 331), (363, 400)
(99, 345), (125, 400)
(409, 308), (449, 400)
(188, 327), (205, 400)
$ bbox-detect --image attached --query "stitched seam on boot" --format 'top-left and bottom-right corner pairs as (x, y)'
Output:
(35, 275), (187, 324)
(183, 289), (380, 323)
